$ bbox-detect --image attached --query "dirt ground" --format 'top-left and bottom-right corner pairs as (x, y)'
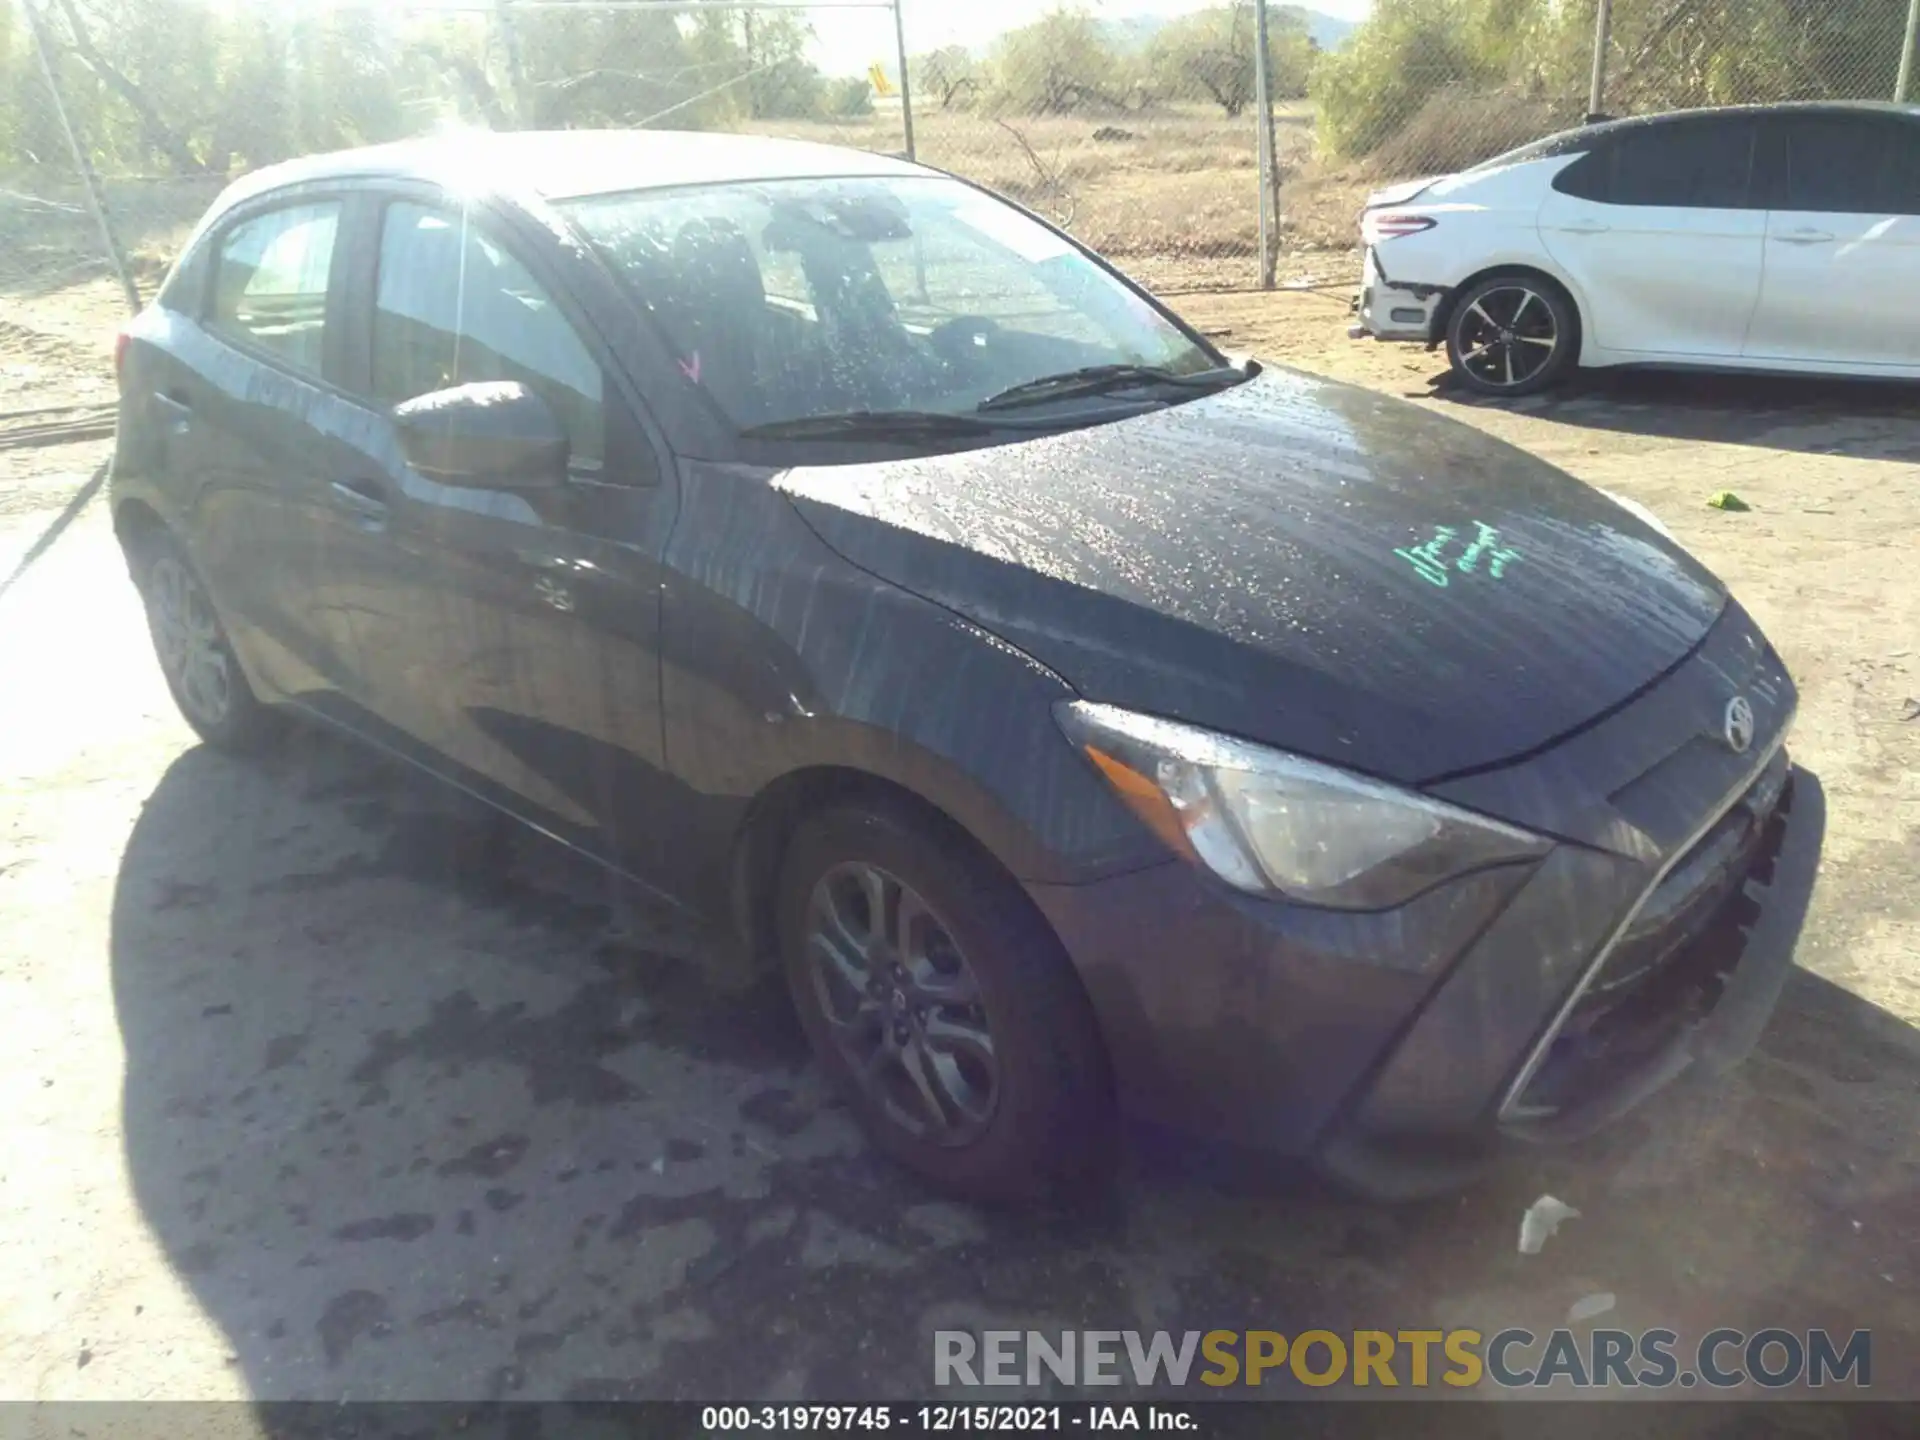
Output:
(1, 283), (1916, 1419)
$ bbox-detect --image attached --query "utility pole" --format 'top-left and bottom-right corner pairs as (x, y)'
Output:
(24, 0), (142, 314)
(744, 10), (758, 119)
(893, 0), (917, 161)
(496, 0), (531, 126)
(1898, 0), (1919, 103)
(1252, 0), (1279, 289)
(1587, 0), (1614, 120)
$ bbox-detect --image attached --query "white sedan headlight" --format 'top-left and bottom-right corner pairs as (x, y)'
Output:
(1056, 702), (1549, 910)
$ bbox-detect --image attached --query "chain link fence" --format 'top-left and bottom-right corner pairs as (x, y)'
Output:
(901, 3), (1300, 294)
(5, 0), (1920, 421)
(1298, 0), (1918, 252)
(1601, 0), (1915, 116)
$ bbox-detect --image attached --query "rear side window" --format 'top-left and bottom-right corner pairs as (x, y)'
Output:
(209, 202), (340, 374)
(1559, 119), (1758, 208)
(372, 202), (605, 465)
(1464, 126), (1603, 174)
(1551, 147), (1612, 202)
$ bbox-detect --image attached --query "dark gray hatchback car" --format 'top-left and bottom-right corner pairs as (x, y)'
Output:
(111, 131), (1819, 1200)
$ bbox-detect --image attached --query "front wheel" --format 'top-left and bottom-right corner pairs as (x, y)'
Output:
(1445, 276), (1578, 397)
(776, 799), (1114, 1202)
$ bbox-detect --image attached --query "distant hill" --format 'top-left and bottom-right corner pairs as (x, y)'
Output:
(1099, 6), (1360, 54)
(1295, 8), (1359, 50)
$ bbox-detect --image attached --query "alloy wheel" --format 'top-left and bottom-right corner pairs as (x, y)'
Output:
(804, 861), (999, 1146)
(1455, 284), (1560, 391)
(147, 554), (233, 730)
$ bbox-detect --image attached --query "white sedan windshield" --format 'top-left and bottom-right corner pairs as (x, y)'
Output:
(560, 175), (1220, 429)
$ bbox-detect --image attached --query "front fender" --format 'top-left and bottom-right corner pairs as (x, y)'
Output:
(658, 462), (1166, 905)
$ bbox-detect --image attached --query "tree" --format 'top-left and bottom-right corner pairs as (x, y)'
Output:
(740, 10), (825, 120)
(913, 45), (981, 109)
(293, 10), (409, 154)
(1314, 0), (1914, 162)
(520, 5), (708, 128)
(42, 0), (215, 174)
(1312, 0), (1512, 158)
(825, 75), (875, 119)
(1146, 3), (1314, 117)
(209, 10), (290, 172)
(988, 8), (1127, 114)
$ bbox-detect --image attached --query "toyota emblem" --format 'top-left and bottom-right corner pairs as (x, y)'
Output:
(1723, 696), (1756, 754)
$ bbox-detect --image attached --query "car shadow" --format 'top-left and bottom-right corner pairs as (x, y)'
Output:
(110, 743), (1920, 1409)
(1422, 365), (1920, 461)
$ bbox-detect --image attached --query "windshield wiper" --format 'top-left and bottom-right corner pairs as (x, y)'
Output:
(977, 362), (1249, 413)
(738, 410), (1002, 441)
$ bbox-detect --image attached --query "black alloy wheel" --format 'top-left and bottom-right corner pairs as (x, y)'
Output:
(776, 799), (1114, 1201)
(1446, 276), (1578, 396)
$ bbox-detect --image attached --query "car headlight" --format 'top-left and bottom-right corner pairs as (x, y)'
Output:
(1055, 701), (1549, 910)
(1600, 489), (1674, 541)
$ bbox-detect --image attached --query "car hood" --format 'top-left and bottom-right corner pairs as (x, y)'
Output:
(774, 368), (1726, 784)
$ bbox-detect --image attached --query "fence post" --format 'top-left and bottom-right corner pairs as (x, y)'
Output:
(893, 1), (916, 161)
(1586, 0), (1614, 120)
(1899, 0), (1919, 103)
(23, 0), (143, 316)
(1253, 0), (1278, 290)
(495, 0), (533, 127)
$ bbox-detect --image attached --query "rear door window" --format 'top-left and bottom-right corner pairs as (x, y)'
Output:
(372, 202), (606, 465)
(1607, 119), (1758, 208)
(1771, 116), (1896, 213)
(208, 201), (341, 375)
(1888, 130), (1920, 215)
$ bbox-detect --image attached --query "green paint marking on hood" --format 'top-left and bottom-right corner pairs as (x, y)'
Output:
(1394, 521), (1521, 588)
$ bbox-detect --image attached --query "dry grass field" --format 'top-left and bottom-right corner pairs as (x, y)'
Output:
(1, 102), (1380, 325)
(752, 100), (1370, 292)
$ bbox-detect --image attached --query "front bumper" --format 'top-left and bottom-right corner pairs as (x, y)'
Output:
(1349, 247), (1445, 344)
(1026, 614), (1815, 1199)
(1319, 754), (1817, 1198)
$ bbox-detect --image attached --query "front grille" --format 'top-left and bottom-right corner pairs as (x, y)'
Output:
(1513, 748), (1791, 1118)
(1579, 749), (1788, 1012)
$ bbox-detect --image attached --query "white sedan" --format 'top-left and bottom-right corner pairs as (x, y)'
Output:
(1350, 101), (1920, 395)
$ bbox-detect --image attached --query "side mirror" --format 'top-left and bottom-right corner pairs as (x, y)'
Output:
(392, 381), (567, 489)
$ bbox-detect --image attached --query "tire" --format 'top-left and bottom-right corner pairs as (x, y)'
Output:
(1445, 274), (1579, 397)
(131, 528), (279, 753)
(776, 798), (1114, 1202)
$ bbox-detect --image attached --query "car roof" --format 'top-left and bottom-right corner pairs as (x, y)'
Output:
(1564, 99), (1919, 145)
(1468, 100), (1920, 172)
(217, 129), (932, 212)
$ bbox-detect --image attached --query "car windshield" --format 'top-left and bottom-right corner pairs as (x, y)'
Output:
(558, 175), (1226, 433)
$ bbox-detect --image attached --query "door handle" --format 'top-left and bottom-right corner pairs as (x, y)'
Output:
(1773, 229), (1834, 245)
(152, 390), (192, 434)
(1558, 220), (1611, 235)
(329, 478), (390, 529)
